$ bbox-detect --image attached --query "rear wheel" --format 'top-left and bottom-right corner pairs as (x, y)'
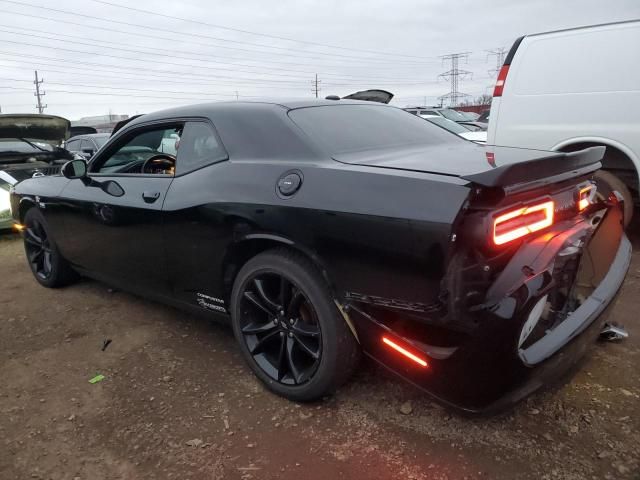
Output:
(594, 170), (634, 227)
(230, 249), (359, 401)
(23, 208), (77, 288)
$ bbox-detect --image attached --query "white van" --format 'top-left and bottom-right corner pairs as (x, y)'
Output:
(487, 20), (640, 225)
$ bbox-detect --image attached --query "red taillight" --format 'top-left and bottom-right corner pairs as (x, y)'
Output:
(493, 65), (510, 97)
(578, 185), (595, 211)
(493, 200), (554, 246)
(382, 337), (428, 368)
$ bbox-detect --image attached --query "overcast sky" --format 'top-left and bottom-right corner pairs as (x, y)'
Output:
(0, 0), (638, 120)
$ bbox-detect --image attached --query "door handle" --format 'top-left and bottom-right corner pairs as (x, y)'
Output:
(142, 191), (161, 203)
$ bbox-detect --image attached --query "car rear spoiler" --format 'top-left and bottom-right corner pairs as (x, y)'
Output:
(461, 146), (604, 192)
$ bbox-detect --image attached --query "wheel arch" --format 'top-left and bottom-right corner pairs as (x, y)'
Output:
(221, 233), (336, 304)
(552, 137), (639, 195)
(18, 197), (37, 223)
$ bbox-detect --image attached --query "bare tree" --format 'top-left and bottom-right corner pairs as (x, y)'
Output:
(475, 94), (492, 106)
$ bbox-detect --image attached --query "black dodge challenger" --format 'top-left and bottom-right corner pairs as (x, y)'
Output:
(9, 100), (630, 413)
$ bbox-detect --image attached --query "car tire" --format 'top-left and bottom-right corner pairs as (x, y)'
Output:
(22, 208), (77, 288)
(230, 248), (360, 402)
(594, 170), (634, 228)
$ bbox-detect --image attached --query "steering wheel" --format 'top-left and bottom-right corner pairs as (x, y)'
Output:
(141, 154), (176, 175)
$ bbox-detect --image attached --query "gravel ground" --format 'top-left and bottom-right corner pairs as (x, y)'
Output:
(1, 229), (639, 480)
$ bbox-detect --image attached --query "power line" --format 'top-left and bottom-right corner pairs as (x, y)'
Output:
(0, 51), (442, 88)
(438, 52), (472, 107)
(89, 0), (435, 60)
(0, 22), (435, 74)
(0, 35), (437, 83)
(0, 0), (438, 63)
(0, 76), (262, 98)
(0, 55), (446, 93)
(33, 69), (46, 113)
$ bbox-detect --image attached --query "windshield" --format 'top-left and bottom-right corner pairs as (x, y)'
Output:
(438, 109), (470, 122)
(422, 116), (468, 134)
(289, 105), (459, 156)
(0, 138), (53, 154)
(93, 135), (110, 148)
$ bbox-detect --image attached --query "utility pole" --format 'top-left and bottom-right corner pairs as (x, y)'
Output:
(438, 52), (472, 107)
(486, 48), (507, 77)
(235, 90), (239, 100)
(312, 74), (321, 98)
(34, 70), (46, 114)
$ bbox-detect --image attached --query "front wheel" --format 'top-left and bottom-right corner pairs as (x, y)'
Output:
(230, 249), (360, 402)
(23, 208), (77, 288)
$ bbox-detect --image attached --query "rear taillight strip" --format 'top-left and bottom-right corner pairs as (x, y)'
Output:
(493, 200), (554, 245)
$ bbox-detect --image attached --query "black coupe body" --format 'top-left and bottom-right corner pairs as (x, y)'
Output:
(10, 100), (630, 413)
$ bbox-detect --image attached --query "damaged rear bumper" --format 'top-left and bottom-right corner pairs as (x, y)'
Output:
(346, 202), (631, 414)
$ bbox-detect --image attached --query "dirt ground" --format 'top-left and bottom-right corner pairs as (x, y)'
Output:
(1, 229), (639, 480)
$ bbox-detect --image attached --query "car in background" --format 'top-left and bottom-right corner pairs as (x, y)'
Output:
(0, 114), (76, 230)
(420, 114), (487, 143)
(405, 107), (477, 124)
(477, 110), (490, 124)
(65, 133), (110, 160)
(487, 20), (640, 226)
(458, 111), (480, 120)
(341, 89), (393, 104)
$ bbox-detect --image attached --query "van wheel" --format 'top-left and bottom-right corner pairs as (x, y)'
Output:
(230, 249), (360, 402)
(594, 170), (633, 227)
(23, 208), (77, 287)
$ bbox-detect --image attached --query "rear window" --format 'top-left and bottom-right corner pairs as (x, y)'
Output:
(289, 104), (457, 156)
(423, 116), (469, 134)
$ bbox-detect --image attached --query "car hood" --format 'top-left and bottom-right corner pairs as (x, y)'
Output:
(334, 143), (598, 182)
(0, 114), (71, 145)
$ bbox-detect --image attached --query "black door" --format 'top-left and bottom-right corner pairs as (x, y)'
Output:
(57, 122), (183, 297)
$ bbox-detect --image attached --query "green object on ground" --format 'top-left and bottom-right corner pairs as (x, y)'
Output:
(89, 374), (105, 384)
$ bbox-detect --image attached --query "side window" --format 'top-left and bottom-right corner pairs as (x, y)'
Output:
(175, 121), (227, 175)
(93, 125), (183, 174)
(80, 139), (94, 152)
(66, 139), (80, 151)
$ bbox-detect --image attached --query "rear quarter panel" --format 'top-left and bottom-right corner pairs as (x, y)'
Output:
(162, 159), (471, 310)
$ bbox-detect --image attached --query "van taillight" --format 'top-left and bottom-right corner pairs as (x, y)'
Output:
(493, 200), (554, 246)
(493, 65), (510, 97)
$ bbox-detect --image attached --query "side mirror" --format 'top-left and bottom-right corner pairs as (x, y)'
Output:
(61, 159), (88, 179)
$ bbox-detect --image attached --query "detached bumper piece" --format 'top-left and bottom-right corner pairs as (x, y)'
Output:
(346, 203), (630, 414)
(599, 323), (629, 342)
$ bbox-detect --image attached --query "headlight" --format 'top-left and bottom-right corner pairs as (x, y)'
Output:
(0, 187), (11, 215)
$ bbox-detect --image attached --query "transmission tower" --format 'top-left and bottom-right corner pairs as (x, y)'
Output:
(438, 52), (472, 107)
(311, 74), (321, 98)
(487, 48), (507, 77)
(34, 70), (47, 114)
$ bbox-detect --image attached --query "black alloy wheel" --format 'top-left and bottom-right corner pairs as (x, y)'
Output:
(24, 214), (53, 280)
(239, 272), (322, 385)
(231, 249), (360, 401)
(22, 208), (77, 288)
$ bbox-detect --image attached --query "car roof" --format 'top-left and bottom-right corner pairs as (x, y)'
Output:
(127, 99), (393, 128)
(528, 18), (640, 38)
(68, 133), (110, 140)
